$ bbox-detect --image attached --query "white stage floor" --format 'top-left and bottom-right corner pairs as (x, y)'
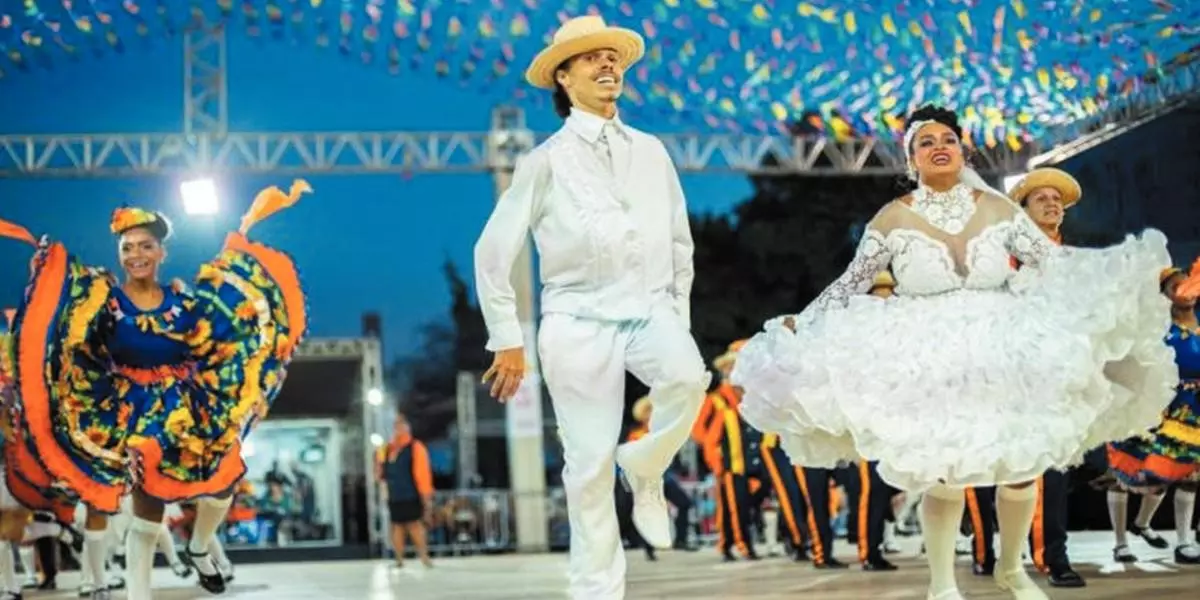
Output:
(30, 531), (1200, 599)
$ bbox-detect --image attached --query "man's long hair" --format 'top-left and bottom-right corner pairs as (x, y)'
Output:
(552, 58), (574, 119)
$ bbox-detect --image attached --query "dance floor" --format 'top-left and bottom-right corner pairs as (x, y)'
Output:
(34, 531), (1200, 599)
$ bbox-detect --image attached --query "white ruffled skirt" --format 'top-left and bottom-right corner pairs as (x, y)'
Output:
(731, 230), (1178, 492)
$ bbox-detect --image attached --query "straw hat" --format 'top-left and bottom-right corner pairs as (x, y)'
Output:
(1008, 168), (1082, 208)
(525, 15), (645, 90)
(712, 339), (748, 370)
(632, 396), (652, 423)
(870, 271), (896, 291)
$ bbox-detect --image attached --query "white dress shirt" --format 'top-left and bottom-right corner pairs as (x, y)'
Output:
(474, 108), (696, 351)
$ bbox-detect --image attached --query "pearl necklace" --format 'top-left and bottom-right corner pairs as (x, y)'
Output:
(910, 183), (976, 235)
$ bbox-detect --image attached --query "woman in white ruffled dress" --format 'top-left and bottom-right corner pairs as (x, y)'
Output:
(731, 105), (1178, 600)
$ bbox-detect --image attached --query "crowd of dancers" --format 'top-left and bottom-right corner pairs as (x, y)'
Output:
(474, 13), (1199, 600)
(0, 180), (309, 599)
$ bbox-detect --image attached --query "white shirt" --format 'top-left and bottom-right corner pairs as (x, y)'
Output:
(474, 108), (695, 351)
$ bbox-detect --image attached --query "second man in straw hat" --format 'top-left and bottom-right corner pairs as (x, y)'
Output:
(475, 14), (708, 600)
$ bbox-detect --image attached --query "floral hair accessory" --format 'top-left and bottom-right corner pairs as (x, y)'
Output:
(110, 206), (161, 235)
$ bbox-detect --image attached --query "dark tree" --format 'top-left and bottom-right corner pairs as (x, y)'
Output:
(688, 141), (901, 367)
(392, 259), (488, 439)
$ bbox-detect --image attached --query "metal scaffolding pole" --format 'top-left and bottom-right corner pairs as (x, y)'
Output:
(183, 21), (229, 137)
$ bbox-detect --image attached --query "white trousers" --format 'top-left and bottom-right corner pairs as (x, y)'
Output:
(539, 304), (709, 600)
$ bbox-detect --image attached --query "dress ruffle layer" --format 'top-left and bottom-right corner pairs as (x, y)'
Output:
(732, 230), (1177, 492)
(7, 234), (305, 514)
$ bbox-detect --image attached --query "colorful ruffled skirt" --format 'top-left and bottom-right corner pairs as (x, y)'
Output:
(1105, 383), (1200, 492)
(6, 232), (306, 514)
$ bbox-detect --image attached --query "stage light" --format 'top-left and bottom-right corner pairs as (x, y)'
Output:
(1003, 175), (1024, 193)
(367, 387), (384, 406)
(369, 433), (385, 447)
(181, 178), (219, 215)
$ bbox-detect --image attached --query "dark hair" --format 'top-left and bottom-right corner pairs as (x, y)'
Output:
(905, 104), (964, 155)
(120, 213), (173, 243)
(551, 58), (575, 119)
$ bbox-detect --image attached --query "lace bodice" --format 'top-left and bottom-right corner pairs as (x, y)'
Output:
(788, 185), (1060, 325)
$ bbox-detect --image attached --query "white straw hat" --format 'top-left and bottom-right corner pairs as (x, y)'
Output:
(525, 15), (645, 90)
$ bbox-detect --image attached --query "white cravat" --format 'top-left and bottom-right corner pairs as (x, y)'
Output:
(598, 123), (616, 176)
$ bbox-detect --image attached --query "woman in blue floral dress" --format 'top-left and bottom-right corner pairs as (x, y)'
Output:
(1103, 264), (1200, 565)
(0, 180), (309, 599)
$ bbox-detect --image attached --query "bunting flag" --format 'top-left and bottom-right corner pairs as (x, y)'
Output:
(3, 1), (1198, 148)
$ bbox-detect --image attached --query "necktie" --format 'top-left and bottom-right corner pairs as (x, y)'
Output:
(598, 126), (614, 175)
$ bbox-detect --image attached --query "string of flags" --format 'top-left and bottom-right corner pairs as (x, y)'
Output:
(2, 0), (1198, 149)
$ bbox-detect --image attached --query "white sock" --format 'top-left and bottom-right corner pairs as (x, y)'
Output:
(997, 485), (1039, 574)
(1108, 491), (1130, 546)
(188, 496), (232, 577)
(0, 541), (17, 593)
(156, 524), (181, 565)
(883, 519), (897, 545)
(921, 485), (965, 596)
(1134, 492), (1165, 528)
(124, 517), (160, 600)
(17, 546), (35, 582)
(84, 530), (109, 591)
(1175, 490), (1196, 547)
(209, 537), (231, 570)
(21, 521), (60, 542)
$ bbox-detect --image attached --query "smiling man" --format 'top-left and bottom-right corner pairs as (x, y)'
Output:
(473, 14), (709, 600)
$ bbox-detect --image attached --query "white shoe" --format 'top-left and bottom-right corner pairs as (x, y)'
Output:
(994, 568), (1050, 600)
(619, 470), (672, 549)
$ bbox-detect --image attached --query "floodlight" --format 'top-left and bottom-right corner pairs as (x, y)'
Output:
(369, 434), (385, 447)
(367, 387), (384, 406)
(181, 178), (219, 215)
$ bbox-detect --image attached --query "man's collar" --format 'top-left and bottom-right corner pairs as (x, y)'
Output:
(566, 107), (626, 143)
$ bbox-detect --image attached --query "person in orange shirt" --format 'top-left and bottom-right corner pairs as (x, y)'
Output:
(375, 412), (435, 570)
(702, 341), (759, 561)
(1003, 168), (1086, 588)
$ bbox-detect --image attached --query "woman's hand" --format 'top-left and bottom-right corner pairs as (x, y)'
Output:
(782, 316), (797, 332)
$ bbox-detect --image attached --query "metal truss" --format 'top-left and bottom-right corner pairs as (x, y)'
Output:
(0, 129), (1034, 177)
(293, 337), (380, 361)
(183, 22), (229, 137)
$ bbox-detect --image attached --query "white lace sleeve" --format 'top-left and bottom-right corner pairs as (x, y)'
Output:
(767, 226), (893, 329)
(1006, 209), (1063, 268)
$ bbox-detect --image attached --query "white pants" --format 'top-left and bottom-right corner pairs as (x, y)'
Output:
(539, 304), (709, 600)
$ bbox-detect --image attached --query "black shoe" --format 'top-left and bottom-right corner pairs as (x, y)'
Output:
(672, 541), (699, 552)
(815, 558), (849, 569)
(721, 550), (737, 562)
(745, 550), (761, 561)
(972, 562), (995, 576)
(1113, 544), (1138, 563)
(1175, 545), (1200, 565)
(1048, 565), (1086, 588)
(59, 522), (85, 555)
(35, 579), (55, 591)
(862, 558), (898, 571)
(1129, 524), (1170, 549)
(180, 550), (226, 594)
(645, 548), (657, 561)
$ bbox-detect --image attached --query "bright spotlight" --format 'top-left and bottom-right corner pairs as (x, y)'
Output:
(367, 388), (384, 406)
(1003, 174), (1024, 194)
(180, 178), (219, 215)
(369, 433), (385, 447)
